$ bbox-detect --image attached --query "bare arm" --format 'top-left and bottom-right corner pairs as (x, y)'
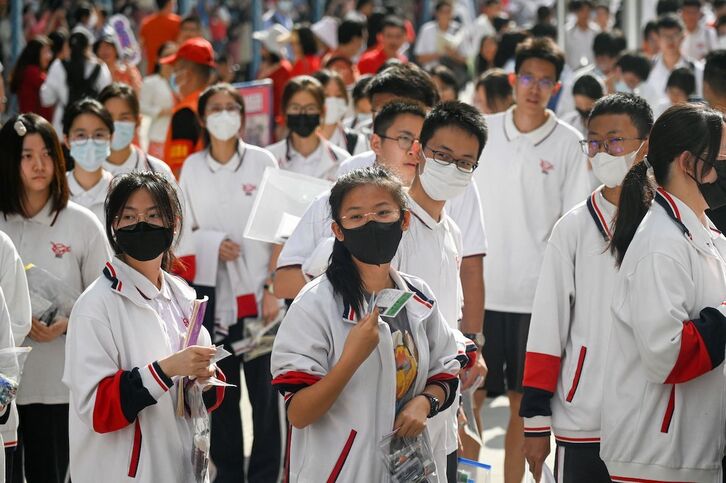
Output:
(459, 255), (485, 334)
(274, 266), (307, 300)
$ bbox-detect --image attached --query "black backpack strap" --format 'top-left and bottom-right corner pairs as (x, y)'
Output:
(86, 63), (102, 86)
(345, 130), (358, 155)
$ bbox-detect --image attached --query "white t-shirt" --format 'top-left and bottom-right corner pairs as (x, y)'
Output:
(103, 146), (174, 183)
(0, 201), (111, 405)
(414, 20), (465, 70)
(682, 25), (719, 61)
(66, 170), (114, 225)
(327, 125), (368, 156)
(139, 74), (175, 144)
(564, 23), (600, 69)
(266, 137), (350, 181)
(645, 55), (704, 106)
(474, 107), (590, 313)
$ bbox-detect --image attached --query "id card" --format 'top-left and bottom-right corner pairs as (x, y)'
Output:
(376, 289), (414, 318)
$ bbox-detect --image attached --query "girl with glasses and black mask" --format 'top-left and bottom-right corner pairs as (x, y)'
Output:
(265, 75), (350, 181)
(0, 113), (111, 483)
(63, 172), (225, 482)
(601, 104), (726, 481)
(272, 166), (460, 482)
(178, 83), (282, 482)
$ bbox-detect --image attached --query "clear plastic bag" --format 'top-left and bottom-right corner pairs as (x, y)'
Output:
(525, 463), (556, 483)
(378, 430), (437, 482)
(24, 264), (79, 325)
(0, 347), (32, 407)
(456, 457), (492, 483)
(229, 315), (283, 362)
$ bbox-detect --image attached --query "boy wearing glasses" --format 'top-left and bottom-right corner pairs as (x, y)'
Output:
(521, 93), (652, 482)
(472, 36), (590, 483)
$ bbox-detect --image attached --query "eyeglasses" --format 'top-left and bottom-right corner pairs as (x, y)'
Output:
(376, 133), (417, 151)
(70, 132), (111, 144)
(207, 103), (241, 115)
(339, 209), (402, 229)
(579, 137), (644, 157)
(425, 146), (478, 173)
(517, 74), (556, 91)
(286, 104), (320, 115)
(114, 210), (165, 229)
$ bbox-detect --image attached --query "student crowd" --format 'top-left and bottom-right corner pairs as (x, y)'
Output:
(0, 0), (726, 482)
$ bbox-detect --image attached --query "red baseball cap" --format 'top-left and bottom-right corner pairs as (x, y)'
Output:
(160, 37), (216, 67)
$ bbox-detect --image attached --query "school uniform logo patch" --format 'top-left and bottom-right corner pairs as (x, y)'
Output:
(50, 242), (71, 258)
(242, 184), (257, 196)
(540, 159), (555, 174)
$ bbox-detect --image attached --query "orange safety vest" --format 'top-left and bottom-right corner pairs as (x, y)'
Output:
(164, 89), (204, 176)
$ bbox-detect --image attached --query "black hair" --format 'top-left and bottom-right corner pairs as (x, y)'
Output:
(514, 36), (565, 81)
(293, 24), (318, 57)
(420, 101), (489, 159)
(366, 9), (387, 48)
(681, 0), (703, 8)
(338, 19), (365, 45)
(10, 36), (50, 94)
(154, 41), (175, 75)
(105, 172), (184, 272)
(569, 0), (593, 13)
(282, 75), (325, 111)
(593, 31), (626, 58)
(156, 0), (172, 10)
(49, 30), (68, 60)
(495, 29), (531, 69)
(62, 98), (115, 135)
(656, 13), (684, 32)
(718, 15), (726, 29)
(356, 0), (373, 10)
(588, 93), (654, 139)
(366, 63), (439, 108)
(373, 100), (426, 137)
(0, 114), (69, 218)
(573, 74), (604, 100)
(492, 16), (510, 32)
(327, 166), (407, 317)
(312, 69), (349, 104)
(476, 68), (513, 112)
(181, 15), (201, 27)
(475, 35), (497, 75)
(610, 104), (724, 266)
(381, 15), (405, 33)
(430, 64), (460, 96)
(656, 0), (680, 16)
(536, 5), (551, 21)
(643, 20), (658, 40)
(98, 82), (141, 119)
(66, 31), (92, 90)
(530, 23), (558, 40)
(352, 75), (373, 103)
(74, 2), (92, 24)
(616, 51), (652, 81)
(435, 0), (453, 12)
(704, 49), (726, 98)
(666, 67), (696, 96)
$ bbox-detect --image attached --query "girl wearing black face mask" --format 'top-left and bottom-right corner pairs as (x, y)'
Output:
(265, 75), (350, 181)
(600, 104), (726, 481)
(64, 172), (225, 482)
(271, 166), (460, 482)
(0, 113), (111, 483)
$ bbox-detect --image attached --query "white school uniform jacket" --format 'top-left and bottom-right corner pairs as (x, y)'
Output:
(103, 146), (175, 183)
(271, 270), (462, 483)
(600, 188), (726, 482)
(327, 124), (368, 156)
(474, 106), (590, 313)
(0, 287), (18, 482)
(178, 143), (277, 339)
(63, 258), (224, 483)
(0, 232), (31, 451)
(645, 55), (704, 107)
(0, 201), (111, 405)
(66, 170), (114, 225)
(265, 136), (350, 182)
(520, 187), (617, 444)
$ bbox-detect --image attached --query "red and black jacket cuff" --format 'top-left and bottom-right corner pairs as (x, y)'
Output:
(665, 307), (726, 384)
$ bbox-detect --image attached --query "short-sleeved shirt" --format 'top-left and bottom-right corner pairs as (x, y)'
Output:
(140, 13), (181, 75)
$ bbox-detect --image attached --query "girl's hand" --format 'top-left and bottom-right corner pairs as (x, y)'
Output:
(29, 317), (67, 342)
(262, 291), (280, 325)
(394, 395), (430, 438)
(342, 307), (380, 368)
(158, 346), (216, 378)
(219, 240), (241, 261)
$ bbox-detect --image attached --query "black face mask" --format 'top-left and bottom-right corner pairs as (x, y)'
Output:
(693, 158), (726, 210)
(576, 108), (591, 120)
(287, 114), (319, 137)
(340, 219), (403, 265)
(115, 222), (174, 262)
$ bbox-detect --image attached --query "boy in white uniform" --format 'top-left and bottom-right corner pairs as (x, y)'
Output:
(473, 36), (590, 483)
(520, 94), (653, 482)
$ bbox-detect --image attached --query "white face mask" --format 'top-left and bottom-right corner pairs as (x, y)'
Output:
(419, 157), (473, 201)
(590, 143), (643, 188)
(70, 139), (110, 172)
(324, 97), (348, 125)
(206, 111), (242, 141)
(614, 80), (633, 94)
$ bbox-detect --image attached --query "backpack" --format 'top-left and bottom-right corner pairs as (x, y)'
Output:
(62, 61), (102, 106)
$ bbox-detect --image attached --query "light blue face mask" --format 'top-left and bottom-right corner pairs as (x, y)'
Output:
(70, 139), (110, 172)
(111, 121), (136, 151)
(169, 72), (181, 96)
(615, 80), (633, 93)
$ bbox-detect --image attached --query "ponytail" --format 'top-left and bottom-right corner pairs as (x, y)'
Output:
(326, 240), (365, 318)
(609, 159), (655, 266)
(66, 32), (90, 88)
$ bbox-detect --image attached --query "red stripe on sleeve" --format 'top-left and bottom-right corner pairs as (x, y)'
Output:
(272, 371), (322, 387)
(523, 352), (561, 393)
(206, 368), (227, 413)
(426, 373), (457, 383)
(173, 255), (196, 283)
(93, 371), (132, 434)
(664, 320), (714, 384)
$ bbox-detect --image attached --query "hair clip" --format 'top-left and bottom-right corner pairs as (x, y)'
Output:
(14, 119), (27, 137)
